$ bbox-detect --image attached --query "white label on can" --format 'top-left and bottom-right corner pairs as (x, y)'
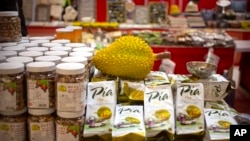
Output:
(57, 82), (85, 112)
(0, 82), (17, 111)
(56, 124), (80, 141)
(0, 122), (26, 141)
(29, 121), (55, 141)
(27, 80), (50, 108)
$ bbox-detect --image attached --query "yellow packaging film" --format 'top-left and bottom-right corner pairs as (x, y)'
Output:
(112, 105), (146, 141)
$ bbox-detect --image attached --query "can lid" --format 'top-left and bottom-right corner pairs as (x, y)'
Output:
(65, 43), (86, 48)
(44, 51), (68, 57)
(0, 56), (6, 61)
(19, 51), (43, 58)
(0, 42), (18, 47)
(28, 108), (55, 115)
(3, 46), (26, 52)
(57, 110), (84, 118)
(18, 42), (39, 48)
(18, 40), (29, 43)
(50, 47), (72, 52)
(35, 55), (61, 64)
(56, 28), (73, 32)
(0, 11), (18, 17)
(29, 36), (55, 41)
(0, 50), (17, 57)
(42, 43), (62, 48)
(66, 25), (83, 30)
(7, 56), (33, 64)
(0, 62), (24, 74)
(51, 39), (70, 44)
(26, 62), (56, 72)
(69, 51), (93, 60)
(61, 56), (88, 64)
(56, 63), (85, 75)
(72, 47), (94, 53)
(0, 107), (27, 116)
(27, 47), (49, 52)
(30, 40), (50, 44)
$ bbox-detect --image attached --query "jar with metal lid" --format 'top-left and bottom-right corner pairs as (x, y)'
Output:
(0, 62), (25, 111)
(0, 11), (21, 42)
(0, 108), (27, 141)
(28, 108), (56, 141)
(26, 62), (56, 109)
(56, 111), (84, 141)
(55, 63), (86, 112)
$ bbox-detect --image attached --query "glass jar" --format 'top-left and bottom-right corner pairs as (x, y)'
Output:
(0, 62), (25, 111)
(55, 63), (86, 112)
(0, 108), (27, 141)
(0, 11), (21, 42)
(56, 111), (84, 141)
(26, 62), (56, 109)
(28, 108), (56, 141)
(56, 28), (74, 43)
(66, 26), (83, 43)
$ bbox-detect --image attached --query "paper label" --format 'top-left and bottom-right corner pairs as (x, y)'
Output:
(0, 82), (17, 111)
(29, 121), (55, 141)
(28, 80), (50, 108)
(0, 122), (26, 141)
(57, 82), (85, 112)
(56, 124), (80, 141)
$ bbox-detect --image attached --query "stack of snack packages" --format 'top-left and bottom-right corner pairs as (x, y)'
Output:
(169, 73), (238, 141)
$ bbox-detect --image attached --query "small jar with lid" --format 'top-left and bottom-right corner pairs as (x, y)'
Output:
(0, 56), (6, 63)
(61, 56), (89, 81)
(44, 51), (68, 58)
(69, 51), (94, 76)
(0, 42), (18, 47)
(56, 28), (74, 43)
(19, 51), (43, 60)
(0, 11), (22, 42)
(3, 46), (26, 53)
(50, 46), (72, 53)
(72, 47), (95, 54)
(42, 42), (62, 48)
(66, 26), (83, 43)
(30, 39), (50, 47)
(55, 63), (86, 112)
(35, 55), (62, 65)
(26, 62), (56, 109)
(28, 108), (56, 141)
(26, 47), (49, 53)
(0, 50), (17, 58)
(51, 39), (70, 46)
(0, 108), (27, 141)
(56, 111), (84, 141)
(6, 56), (33, 67)
(65, 43), (86, 48)
(0, 62), (25, 111)
(18, 42), (39, 48)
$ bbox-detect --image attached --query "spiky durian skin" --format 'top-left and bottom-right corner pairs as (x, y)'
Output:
(93, 36), (154, 80)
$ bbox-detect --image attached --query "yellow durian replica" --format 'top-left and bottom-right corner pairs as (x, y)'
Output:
(93, 35), (171, 80)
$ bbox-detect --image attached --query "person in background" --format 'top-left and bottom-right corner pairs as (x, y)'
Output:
(0, 0), (28, 36)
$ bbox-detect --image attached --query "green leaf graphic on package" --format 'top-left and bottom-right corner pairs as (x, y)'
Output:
(35, 80), (48, 92)
(2, 82), (16, 95)
(67, 126), (79, 138)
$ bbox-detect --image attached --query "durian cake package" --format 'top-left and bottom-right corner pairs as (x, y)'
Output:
(205, 100), (229, 111)
(175, 83), (205, 136)
(119, 80), (145, 104)
(112, 105), (146, 141)
(91, 68), (118, 82)
(145, 71), (170, 86)
(204, 108), (238, 141)
(84, 81), (117, 141)
(144, 85), (175, 140)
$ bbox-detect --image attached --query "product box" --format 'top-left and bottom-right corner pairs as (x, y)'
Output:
(197, 74), (230, 101)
